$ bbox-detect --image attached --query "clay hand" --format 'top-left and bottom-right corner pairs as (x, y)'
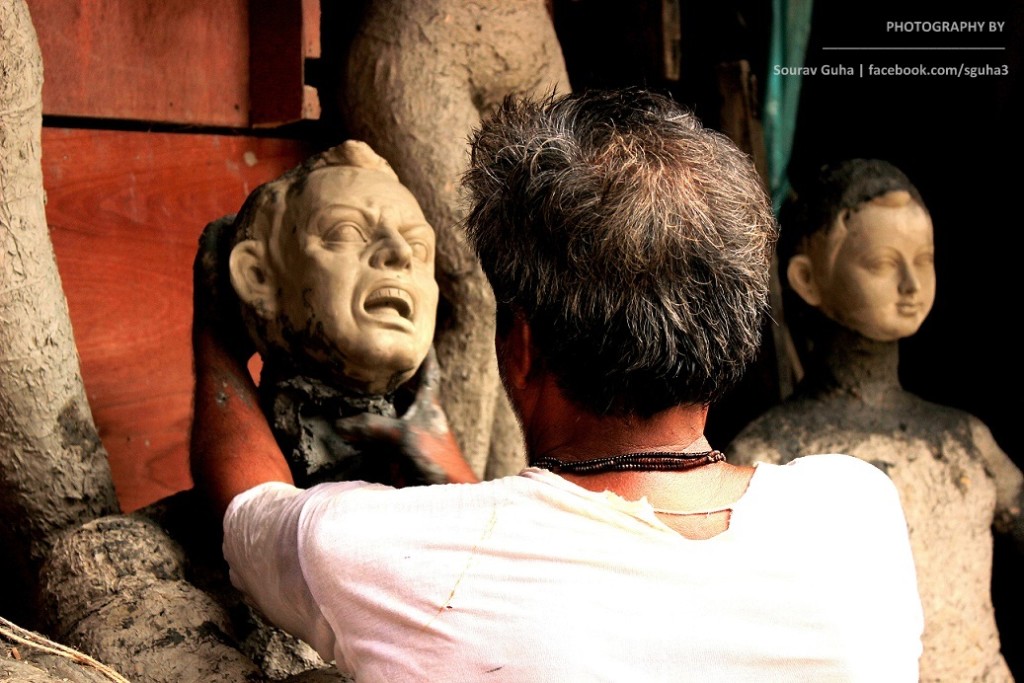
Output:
(192, 215), (254, 362)
(334, 349), (478, 486)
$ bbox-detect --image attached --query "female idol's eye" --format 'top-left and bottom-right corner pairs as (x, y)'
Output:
(863, 257), (898, 274)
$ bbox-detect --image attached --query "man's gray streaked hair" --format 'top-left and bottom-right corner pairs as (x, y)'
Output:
(463, 88), (778, 417)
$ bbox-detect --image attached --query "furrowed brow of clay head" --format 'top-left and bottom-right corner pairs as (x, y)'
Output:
(231, 149), (439, 395)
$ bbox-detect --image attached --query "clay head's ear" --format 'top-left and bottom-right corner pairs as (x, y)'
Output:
(229, 239), (279, 319)
(787, 254), (823, 308)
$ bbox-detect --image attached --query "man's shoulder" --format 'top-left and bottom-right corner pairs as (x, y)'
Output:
(297, 476), (529, 553)
(773, 452), (894, 484)
(301, 475), (526, 516)
(293, 476), (539, 617)
(750, 454), (904, 524)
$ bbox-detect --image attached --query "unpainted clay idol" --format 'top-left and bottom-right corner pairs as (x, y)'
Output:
(729, 159), (1023, 682)
(219, 141), (451, 487)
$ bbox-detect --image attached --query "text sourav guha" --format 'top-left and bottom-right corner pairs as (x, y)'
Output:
(773, 65), (855, 76)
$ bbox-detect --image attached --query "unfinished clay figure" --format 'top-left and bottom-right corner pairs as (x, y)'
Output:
(728, 159), (1023, 682)
(221, 141), (454, 487)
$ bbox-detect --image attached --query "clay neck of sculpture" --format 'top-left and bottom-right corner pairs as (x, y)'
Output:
(258, 357), (406, 415)
(801, 322), (903, 407)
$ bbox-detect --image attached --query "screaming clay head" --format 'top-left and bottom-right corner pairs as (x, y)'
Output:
(228, 141), (439, 395)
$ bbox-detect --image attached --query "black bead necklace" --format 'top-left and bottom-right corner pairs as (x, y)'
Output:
(531, 449), (726, 475)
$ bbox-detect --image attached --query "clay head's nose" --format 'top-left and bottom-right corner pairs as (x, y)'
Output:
(369, 210), (413, 270)
(897, 261), (921, 296)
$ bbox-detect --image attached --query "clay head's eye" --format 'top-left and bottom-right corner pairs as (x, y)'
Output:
(401, 224), (434, 262)
(322, 223), (366, 246)
(915, 251), (934, 267)
(409, 240), (431, 262)
(864, 256), (898, 275)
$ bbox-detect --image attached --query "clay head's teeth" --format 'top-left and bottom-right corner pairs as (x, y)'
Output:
(365, 287), (413, 319)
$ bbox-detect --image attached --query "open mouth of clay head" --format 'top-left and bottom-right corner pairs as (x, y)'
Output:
(364, 286), (414, 320)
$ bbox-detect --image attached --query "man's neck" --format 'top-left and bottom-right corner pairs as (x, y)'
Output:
(515, 371), (749, 522)
(520, 373), (709, 464)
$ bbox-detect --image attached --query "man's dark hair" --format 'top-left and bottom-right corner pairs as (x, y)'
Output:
(463, 88), (778, 417)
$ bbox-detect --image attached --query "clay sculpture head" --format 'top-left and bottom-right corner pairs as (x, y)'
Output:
(228, 141), (439, 395)
(782, 159), (935, 342)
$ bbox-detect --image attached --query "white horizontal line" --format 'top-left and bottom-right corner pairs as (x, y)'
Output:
(823, 46), (1005, 51)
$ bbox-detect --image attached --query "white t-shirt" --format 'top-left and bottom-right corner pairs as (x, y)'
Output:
(224, 454), (923, 682)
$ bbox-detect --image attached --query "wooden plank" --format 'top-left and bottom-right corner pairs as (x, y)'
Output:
(44, 128), (309, 511)
(29, 0), (250, 126)
(661, 0), (681, 81)
(249, 0), (321, 127)
(303, 0), (321, 58)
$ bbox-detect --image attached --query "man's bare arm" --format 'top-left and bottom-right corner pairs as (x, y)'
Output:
(189, 216), (293, 520)
(190, 328), (294, 520)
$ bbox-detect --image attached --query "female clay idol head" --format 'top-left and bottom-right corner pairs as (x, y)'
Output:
(782, 159), (935, 343)
(228, 141), (439, 396)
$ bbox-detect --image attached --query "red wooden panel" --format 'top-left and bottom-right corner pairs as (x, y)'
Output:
(44, 128), (309, 511)
(29, 0), (250, 126)
(302, 0), (321, 59)
(250, 0), (321, 127)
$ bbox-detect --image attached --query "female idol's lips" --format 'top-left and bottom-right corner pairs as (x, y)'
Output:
(896, 302), (919, 316)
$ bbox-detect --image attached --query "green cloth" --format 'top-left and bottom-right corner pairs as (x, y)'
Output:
(764, 0), (814, 211)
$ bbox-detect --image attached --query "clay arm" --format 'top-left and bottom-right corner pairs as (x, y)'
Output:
(970, 418), (1024, 550)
